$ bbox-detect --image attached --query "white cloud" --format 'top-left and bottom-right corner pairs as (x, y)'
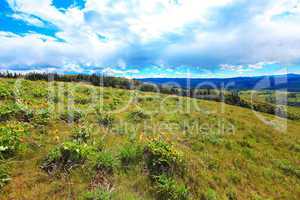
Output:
(1, 0), (300, 76)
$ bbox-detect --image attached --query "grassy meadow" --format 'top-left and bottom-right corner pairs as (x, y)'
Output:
(0, 78), (300, 200)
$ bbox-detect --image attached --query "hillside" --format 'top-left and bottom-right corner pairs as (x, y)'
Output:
(138, 74), (300, 92)
(0, 78), (300, 200)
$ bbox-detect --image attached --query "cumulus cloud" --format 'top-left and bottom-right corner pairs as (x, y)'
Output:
(0, 0), (300, 76)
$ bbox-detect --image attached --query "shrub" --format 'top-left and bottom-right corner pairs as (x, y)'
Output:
(128, 110), (149, 123)
(0, 165), (10, 189)
(144, 139), (185, 176)
(0, 103), (33, 122)
(80, 188), (113, 200)
(97, 113), (115, 128)
(201, 188), (218, 200)
(153, 174), (188, 200)
(71, 126), (91, 144)
(33, 109), (50, 126)
(0, 86), (12, 99)
(119, 143), (143, 167)
(92, 151), (118, 174)
(0, 127), (23, 158)
(41, 142), (94, 174)
(74, 95), (91, 104)
(60, 110), (83, 123)
(274, 159), (300, 178)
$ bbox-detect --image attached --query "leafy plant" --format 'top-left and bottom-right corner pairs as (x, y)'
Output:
(92, 151), (119, 174)
(32, 109), (50, 126)
(201, 188), (218, 200)
(0, 85), (13, 99)
(144, 139), (185, 176)
(153, 174), (188, 200)
(71, 126), (91, 144)
(0, 127), (23, 158)
(60, 110), (84, 123)
(128, 110), (149, 122)
(119, 143), (143, 167)
(97, 113), (115, 128)
(0, 165), (10, 189)
(80, 188), (113, 200)
(41, 142), (94, 174)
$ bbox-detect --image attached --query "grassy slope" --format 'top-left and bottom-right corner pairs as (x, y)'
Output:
(0, 78), (300, 200)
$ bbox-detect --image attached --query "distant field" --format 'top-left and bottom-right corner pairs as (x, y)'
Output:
(1, 78), (299, 200)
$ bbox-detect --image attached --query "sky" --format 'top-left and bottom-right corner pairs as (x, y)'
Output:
(1, 0), (300, 78)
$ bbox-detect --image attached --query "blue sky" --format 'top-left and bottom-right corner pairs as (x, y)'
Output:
(0, 0), (300, 78)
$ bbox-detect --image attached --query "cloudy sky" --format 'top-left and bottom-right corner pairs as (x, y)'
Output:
(1, 0), (300, 78)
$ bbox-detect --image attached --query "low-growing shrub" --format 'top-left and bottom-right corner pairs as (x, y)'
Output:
(0, 127), (24, 158)
(60, 110), (84, 123)
(201, 188), (218, 200)
(144, 139), (185, 176)
(0, 103), (33, 122)
(274, 159), (300, 178)
(97, 113), (115, 128)
(92, 151), (119, 174)
(41, 142), (94, 174)
(71, 126), (91, 144)
(0, 86), (13, 100)
(33, 109), (50, 126)
(74, 95), (91, 105)
(119, 143), (143, 167)
(0, 165), (10, 189)
(80, 188), (113, 200)
(128, 110), (149, 123)
(153, 174), (188, 200)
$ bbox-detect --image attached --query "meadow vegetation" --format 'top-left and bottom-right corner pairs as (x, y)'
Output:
(0, 78), (299, 199)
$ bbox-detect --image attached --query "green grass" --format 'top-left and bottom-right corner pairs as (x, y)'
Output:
(0, 78), (300, 199)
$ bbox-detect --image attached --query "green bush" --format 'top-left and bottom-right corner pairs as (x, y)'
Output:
(60, 110), (83, 123)
(80, 188), (113, 200)
(74, 95), (91, 104)
(144, 139), (185, 176)
(97, 113), (115, 128)
(201, 188), (218, 200)
(274, 159), (300, 178)
(0, 127), (24, 158)
(41, 142), (94, 174)
(0, 103), (33, 122)
(119, 143), (143, 167)
(153, 174), (188, 200)
(33, 109), (50, 126)
(92, 151), (118, 174)
(128, 110), (149, 123)
(0, 165), (10, 189)
(71, 126), (91, 144)
(0, 86), (13, 99)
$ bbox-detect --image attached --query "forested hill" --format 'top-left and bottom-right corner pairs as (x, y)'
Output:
(137, 74), (300, 91)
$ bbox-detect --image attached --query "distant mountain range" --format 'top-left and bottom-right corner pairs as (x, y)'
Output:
(137, 74), (300, 92)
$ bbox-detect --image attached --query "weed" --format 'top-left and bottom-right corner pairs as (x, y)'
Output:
(119, 143), (143, 167)
(60, 110), (84, 123)
(0, 127), (24, 158)
(153, 174), (189, 200)
(274, 159), (300, 178)
(41, 142), (94, 174)
(144, 139), (185, 176)
(201, 188), (218, 200)
(97, 113), (115, 128)
(32, 109), (50, 126)
(92, 151), (119, 174)
(0, 165), (10, 189)
(71, 126), (91, 144)
(128, 110), (149, 123)
(80, 188), (113, 200)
